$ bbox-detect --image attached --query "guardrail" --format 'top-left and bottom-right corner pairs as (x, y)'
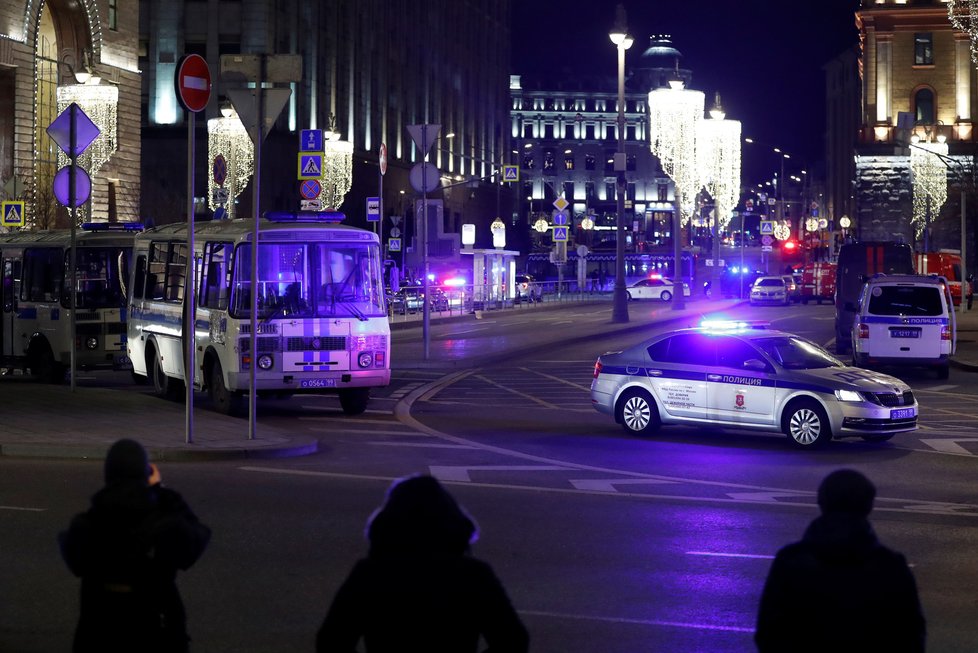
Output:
(386, 282), (608, 323)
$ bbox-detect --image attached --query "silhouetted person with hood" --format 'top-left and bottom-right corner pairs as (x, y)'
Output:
(755, 469), (925, 652)
(59, 438), (211, 653)
(316, 474), (529, 653)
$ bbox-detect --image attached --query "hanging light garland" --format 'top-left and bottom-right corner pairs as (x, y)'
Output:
(696, 96), (741, 231)
(648, 81), (704, 226)
(910, 138), (948, 238)
(207, 108), (254, 220)
(948, 2), (978, 66)
(319, 115), (353, 211)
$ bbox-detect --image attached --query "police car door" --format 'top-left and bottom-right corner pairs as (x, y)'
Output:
(708, 335), (778, 425)
(645, 333), (714, 421)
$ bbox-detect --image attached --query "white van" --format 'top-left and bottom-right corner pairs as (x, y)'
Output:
(849, 274), (956, 378)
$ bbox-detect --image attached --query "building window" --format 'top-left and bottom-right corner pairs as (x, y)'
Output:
(914, 88), (935, 124)
(108, 0), (118, 30)
(522, 123), (533, 138)
(627, 182), (637, 201)
(604, 151), (615, 174)
(544, 123), (555, 139)
(564, 154), (575, 170)
(626, 154), (636, 172)
(542, 149), (556, 174)
(914, 33), (933, 66)
(563, 182), (574, 200)
(658, 184), (669, 202)
(585, 154), (596, 171)
(522, 151), (535, 169)
(605, 182), (617, 200)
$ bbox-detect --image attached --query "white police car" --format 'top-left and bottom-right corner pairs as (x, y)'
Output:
(590, 321), (917, 448)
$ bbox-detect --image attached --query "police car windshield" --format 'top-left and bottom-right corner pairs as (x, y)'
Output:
(868, 286), (943, 316)
(752, 336), (844, 370)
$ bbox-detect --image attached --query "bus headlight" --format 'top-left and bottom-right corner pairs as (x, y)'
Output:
(358, 352), (373, 368)
(85, 337), (98, 350)
(257, 354), (274, 370)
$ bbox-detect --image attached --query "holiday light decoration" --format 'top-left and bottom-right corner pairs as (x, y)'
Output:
(910, 138), (948, 238)
(697, 95), (741, 230)
(648, 80), (704, 226)
(207, 109), (254, 219)
(318, 116), (353, 210)
(949, 2), (978, 66)
(56, 82), (118, 177)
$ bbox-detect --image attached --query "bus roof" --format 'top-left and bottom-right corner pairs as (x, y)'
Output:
(136, 217), (380, 244)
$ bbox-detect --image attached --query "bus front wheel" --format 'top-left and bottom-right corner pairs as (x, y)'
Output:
(338, 387), (370, 415)
(209, 361), (244, 416)
(28, 342), (64, 384)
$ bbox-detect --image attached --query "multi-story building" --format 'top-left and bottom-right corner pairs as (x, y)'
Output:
(510, 36), (693, 266)
(853, 0), (978, 259)
(138, 0), (513, 268)
(0, 0), (141, 228)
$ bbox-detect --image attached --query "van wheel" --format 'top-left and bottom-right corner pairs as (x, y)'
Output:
(783, 399), (832, 448)
(29, 343), (64, 384)
(937, 364), (950, 380)
(616, 389), (660, 436)
(151, 350), (184, 400)
(338, 388), (370, 415)
(209, 360), (244, 415)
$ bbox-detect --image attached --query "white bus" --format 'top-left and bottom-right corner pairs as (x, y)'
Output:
(0, 223), (140, 381)
(126, 211), (390, 415)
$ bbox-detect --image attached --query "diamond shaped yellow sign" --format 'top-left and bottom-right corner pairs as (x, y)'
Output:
(553, 196), (569, 212)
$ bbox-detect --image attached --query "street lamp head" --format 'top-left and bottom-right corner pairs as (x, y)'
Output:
(609, 3), (629, 46)
(709, 92), (725, 120)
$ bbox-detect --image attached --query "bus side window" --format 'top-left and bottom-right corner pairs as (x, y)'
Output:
(132, 255), (147, 300)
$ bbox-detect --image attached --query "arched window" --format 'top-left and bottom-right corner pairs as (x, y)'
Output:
(914, 88), (935, 125)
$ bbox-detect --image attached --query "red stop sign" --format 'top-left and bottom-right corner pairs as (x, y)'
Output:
(175, 54), (211, 113)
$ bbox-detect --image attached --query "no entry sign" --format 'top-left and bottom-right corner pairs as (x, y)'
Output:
(175, 54), (211, 113)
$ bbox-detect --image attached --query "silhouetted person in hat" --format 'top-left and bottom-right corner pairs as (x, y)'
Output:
(755, 469), (925, 653)
(316, 474), (529, 653)
(59, 438), (211, 653)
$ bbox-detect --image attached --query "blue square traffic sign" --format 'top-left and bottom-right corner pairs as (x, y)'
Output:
(300, 129), (324, 152)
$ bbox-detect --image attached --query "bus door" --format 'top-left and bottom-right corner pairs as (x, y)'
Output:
(2, 253), (20, 358)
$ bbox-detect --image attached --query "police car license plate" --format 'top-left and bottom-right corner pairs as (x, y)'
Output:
(890, 407), (915, 419)
(300, 378), (337, 389)
(890, 328), (920, 338)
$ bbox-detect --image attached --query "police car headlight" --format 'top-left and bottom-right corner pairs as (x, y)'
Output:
(358, 352), (373, 368)
(85, 337), (98, 350)
(834, 389), (863, 402)
(257, 354), (274, 370)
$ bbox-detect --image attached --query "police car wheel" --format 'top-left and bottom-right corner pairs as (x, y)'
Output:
(626, 292), (633, 301)
(660, 290), (672, 302)
(783, 400), (831, 448)
(617, 389), (660, 435)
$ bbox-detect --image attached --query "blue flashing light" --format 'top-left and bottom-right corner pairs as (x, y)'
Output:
(264, 210), (346, 223)
(81, 222), (144, 232)
(699, 319), (772, 332)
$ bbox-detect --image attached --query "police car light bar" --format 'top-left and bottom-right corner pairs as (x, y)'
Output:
(264, 210), (346, 223)
(698, 319), (771, 332)
(81, 222), (144, 232)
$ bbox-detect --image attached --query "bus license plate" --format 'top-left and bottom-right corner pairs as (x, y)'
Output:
(890, 328), (920, 338)
(300, 378), (337, 389)
(890, 407), (915, 419)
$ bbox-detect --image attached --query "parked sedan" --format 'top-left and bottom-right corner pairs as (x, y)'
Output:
(626, 277), (690, 302)
(750, 276), (789, 305)
(590, 321), (918, 448)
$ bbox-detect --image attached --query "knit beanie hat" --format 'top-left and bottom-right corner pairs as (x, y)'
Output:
(104, 439), (151, 484)
(817, 468), (876, 517)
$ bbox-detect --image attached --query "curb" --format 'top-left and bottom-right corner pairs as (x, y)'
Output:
(0, 438), (319, 462)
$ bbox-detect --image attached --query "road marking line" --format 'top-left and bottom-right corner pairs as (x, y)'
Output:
(0, 505), (45, 512)
(686, 551), (774, 560)
(570, 478), (677, 492)
(924, 384), (957, 392)
(369, 441), (477, 449)
(519, 610), (753, 633)
(919, 438), (978, 455)
(448, 326), (490, 335)
(519, 367), (592, 391)
(727, 491), (812, 502)
(473, 374), (560, 409)
(430, 464), (571, 482)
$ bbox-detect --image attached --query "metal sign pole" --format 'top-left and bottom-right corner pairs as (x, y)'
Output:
(68, 105), (77, 392)
(185, 110), (196, 444)
(249, 60), (265, 441)
(422, 126), (430, 360)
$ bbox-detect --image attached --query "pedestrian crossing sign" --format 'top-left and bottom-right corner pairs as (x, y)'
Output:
(552, 225), (569, 241)
(760, 220), (774, 235)
(1, 201), (25, 227)
(388, 238), (401, 252)
(297, 153), (324, 180)
(502, 165), (519, 182)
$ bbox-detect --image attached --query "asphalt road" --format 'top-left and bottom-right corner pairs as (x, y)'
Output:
(3, 302), (978, 652)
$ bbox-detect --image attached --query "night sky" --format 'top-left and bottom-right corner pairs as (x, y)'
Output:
(510, 0), (862, 186)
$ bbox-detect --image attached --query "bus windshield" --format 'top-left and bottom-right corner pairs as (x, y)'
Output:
(65, 247), (129, 309)
(231, 241), (386, 319)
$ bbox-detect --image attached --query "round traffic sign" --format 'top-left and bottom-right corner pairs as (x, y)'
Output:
(53, 165), (91, 207)
(175, 54), (211, 113)
(379, 143), (388, 176)
(761, 235), (773, 246)
(299, 179), (322, 200)
(409, 162), (440, 192)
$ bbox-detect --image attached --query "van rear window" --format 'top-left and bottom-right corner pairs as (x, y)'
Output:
(868, 286), (943, 316)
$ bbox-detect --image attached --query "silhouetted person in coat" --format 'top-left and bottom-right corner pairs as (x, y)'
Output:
(59, 439), (211, 653)
(316, 474), (529, 653)
(755, 469), (925, 653)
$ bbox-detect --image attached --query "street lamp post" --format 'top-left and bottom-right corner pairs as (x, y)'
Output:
(610, 4), (633, 323)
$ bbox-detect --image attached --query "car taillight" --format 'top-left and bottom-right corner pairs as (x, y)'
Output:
(593, 360), (602, 379)
(857, 323), (869, 339)
(942, 325), (951, 340)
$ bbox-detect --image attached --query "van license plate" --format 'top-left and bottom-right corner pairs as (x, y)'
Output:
(890, 408), (915, 419)
(300, 378), (337, 389)
(890, 328), (920, 338)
